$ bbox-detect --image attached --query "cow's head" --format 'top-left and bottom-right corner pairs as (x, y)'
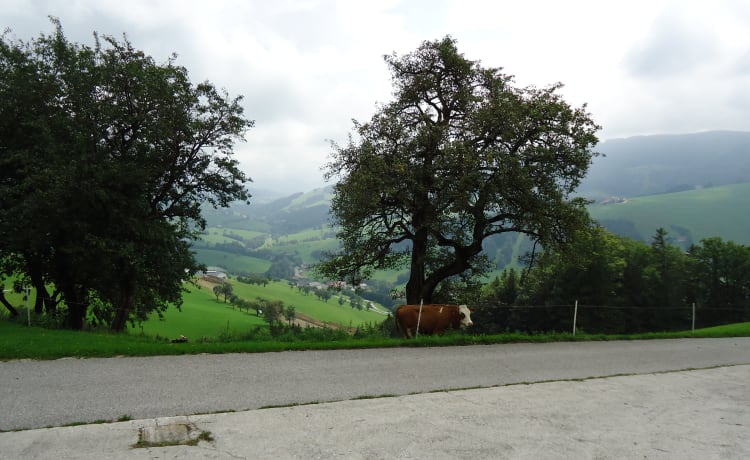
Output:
(458, 304), (473, 328)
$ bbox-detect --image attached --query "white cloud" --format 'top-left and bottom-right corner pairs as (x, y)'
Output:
(3, 0), (749, 193)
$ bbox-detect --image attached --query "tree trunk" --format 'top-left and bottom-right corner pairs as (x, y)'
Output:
(30, 275), (49, 315)
(111, 278), (135, 332)
(406, 229), (429, 304)
(65, 295), (86, 330)
(27, 258), (48, 314)
(111, 303), (131, 332)
(0, 289), (19, 317)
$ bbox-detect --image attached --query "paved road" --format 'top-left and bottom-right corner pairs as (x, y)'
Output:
(2, 338), (749, 431)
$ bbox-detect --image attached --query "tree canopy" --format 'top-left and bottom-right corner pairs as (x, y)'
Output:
(317, 36), (600, 304)
(0, 20), (253, 330)
(476, 228), (750, 334)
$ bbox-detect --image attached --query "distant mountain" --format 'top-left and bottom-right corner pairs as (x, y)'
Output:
(579, 131), (750, 200)
(199, 131), (750, 274)
(201, 185), (334, 235)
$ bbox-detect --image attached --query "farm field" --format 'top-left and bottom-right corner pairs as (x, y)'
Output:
(191, 248), (271, 273)
(137, 278), (388, 340)
(228, 279), (388, 324)
(589, 182), (750, 246)
(137, 283), (266, 340)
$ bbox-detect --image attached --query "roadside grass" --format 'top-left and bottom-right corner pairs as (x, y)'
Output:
(1, 318), (748, 361)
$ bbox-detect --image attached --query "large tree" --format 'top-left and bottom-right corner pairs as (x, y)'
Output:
(317, 36), (600, 304)
(0, 20), (252, 330)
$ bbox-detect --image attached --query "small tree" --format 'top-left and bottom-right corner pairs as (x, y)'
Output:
(284, 305), (296, 325)
(221, 284), (234, 304)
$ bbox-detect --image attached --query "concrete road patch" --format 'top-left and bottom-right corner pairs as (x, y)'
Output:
(1, 365), (748, 459)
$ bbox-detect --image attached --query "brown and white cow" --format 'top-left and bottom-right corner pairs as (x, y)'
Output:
(395, 304), (473, 339)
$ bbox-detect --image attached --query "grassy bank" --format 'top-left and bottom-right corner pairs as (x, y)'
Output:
(1, 319), (748, 361)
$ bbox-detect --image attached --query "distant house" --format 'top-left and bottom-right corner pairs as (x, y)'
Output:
(308, 281), (326, 290)
(327, 280), (347, 290)
(199, 266), (228, 280)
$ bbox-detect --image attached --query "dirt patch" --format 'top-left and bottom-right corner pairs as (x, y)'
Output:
(195, 277), (221, 291)
(291, 312), (355, 333)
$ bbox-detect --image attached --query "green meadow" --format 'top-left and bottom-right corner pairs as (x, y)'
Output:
(137, 279), (386, 340)
(589, 182), (750, 245)
(2, 317), (749, 361)
(228, 280), (387, 324)
(136, 283), (267, 339)
(191, 248), (271, 273)
(199, 227), (266, 246)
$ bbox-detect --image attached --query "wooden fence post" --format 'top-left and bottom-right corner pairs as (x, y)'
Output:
(692, 303), (696, 333)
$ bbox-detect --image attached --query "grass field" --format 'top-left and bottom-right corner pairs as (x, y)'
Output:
(199, 228), (265, 246)
(136, 283), (267, 340)
(1, 318), (748, 361)
(589, 182), (750, 245)
(135, 279), (386, 340)
(191, 248), (271, 273)
(227, 280), (387, 324)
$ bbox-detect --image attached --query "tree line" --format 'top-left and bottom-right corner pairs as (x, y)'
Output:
(474, 227), (750, 334)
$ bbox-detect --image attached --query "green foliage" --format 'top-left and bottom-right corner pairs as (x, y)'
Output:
(317, 36), (599, 305)
(475, 227), (750, 335)
(0, 20), (252, 331)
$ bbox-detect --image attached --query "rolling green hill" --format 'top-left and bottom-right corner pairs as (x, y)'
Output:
(229, 280), (388, 324)
(589, 182), (750, 247)
(138, 283), (267, 339)
(138, 278), (387, 339)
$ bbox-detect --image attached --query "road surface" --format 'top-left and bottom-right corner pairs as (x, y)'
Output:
(1, 338), (749, 431)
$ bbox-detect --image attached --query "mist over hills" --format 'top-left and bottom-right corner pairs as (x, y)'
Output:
(579, 130), (750, 199)
(228, 130), (750, 232)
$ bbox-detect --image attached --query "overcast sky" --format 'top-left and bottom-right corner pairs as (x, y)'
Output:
(3, 0), (749, 194)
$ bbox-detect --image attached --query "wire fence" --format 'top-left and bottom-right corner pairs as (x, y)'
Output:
(472, 302), (750, 335)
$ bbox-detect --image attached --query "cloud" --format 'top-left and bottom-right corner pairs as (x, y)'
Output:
(623, 7), (718, 78)
(3, 0), (750, 193)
